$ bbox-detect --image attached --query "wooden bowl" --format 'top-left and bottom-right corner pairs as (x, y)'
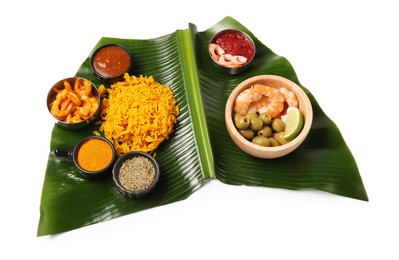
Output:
(225, 75), (313, 159)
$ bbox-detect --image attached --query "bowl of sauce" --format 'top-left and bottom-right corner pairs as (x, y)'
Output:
(208, 29), (256, 74)
(90, 44), (133, 82)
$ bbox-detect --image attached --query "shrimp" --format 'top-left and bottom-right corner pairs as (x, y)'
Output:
(231, 55), (247, 65)
(67, 91), (81, 106)
(74, 78), (92, 98)
(63, 80), (73, 92)
(248, 96), (269, 114)
(234, 84), (286, 118)
(234, 86), (263, 115)
(218, 54), (247, 68)
(60, 97), (71, 111)
(217, 54), (234, 67)
(73, 96), (98, 120)
(209, 43), (225, 62)
(280, 87), (298, 107)
(50, 95), (74, 120)
(254, 84), (285, 118)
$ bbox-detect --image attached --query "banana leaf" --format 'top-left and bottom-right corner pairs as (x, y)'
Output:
(38, 16), (367, 236)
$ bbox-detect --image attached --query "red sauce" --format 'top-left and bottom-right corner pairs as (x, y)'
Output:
(215, 31), (255, 61)
(93, 45), (131, 78)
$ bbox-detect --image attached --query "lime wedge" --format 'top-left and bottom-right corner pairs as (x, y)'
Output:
(283, 107), (304, 141)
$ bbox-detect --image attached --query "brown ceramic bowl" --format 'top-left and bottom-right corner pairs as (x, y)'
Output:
(46, 77), (100, 130)
(225, 75), (313, 159)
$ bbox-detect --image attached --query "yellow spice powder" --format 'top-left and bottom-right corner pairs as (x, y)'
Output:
(77, 139), (113, 172)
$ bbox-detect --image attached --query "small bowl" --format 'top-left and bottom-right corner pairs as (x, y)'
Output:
(90, 44), (133, 83)
(208, 29), (256, 74)
(225, 75), (313, 159)
(54, 136), (117, 179)
(113, 152), (160, 198)
(47, 77), (100, 130)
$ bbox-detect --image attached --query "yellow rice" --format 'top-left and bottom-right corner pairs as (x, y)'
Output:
(98, 74), (179, 156)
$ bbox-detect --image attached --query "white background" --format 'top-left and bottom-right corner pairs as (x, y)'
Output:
(1, 0), (398, 259)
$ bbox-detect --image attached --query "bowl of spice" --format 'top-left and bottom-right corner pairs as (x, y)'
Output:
(208, 29), (256, 74)
(112, 151), (160, 198)
(90, 44), (133, 83)
(54, 136), (116, 179)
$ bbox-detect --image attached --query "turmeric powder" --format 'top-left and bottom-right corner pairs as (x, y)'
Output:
(77, 138), (113, 172)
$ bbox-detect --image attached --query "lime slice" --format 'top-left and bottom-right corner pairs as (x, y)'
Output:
(283, 107), (304, 141)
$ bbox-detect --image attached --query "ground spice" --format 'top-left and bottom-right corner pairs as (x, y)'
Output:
(77, 138), (113, 172)
(118, 156), (156, 191)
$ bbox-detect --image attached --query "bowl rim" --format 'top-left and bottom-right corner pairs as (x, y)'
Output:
(46, 77), (101, 129)
(90, 43), (133, 82)
(225, 74), (313, 158)
(112, 151), (160, 198)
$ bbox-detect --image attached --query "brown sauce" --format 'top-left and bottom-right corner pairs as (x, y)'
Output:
(93, 45), (131, 78)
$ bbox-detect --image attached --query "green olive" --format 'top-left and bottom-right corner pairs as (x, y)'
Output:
(246, 113), (258, 119)
(233, 113), (242, 123)
(272, 119), (285, 132)
(276, 132), (289, 145)
(258, 126), (272, 138)
(259, 112), (272, 125)
(239, 129), (255, 140)
(235, 116), (250, 130)
(252, 136), (271, 147)
(268, 137), (280, 147)
(250, 117), (263, 131)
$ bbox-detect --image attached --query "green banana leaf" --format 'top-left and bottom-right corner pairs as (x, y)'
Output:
(38, 16), (368, 236)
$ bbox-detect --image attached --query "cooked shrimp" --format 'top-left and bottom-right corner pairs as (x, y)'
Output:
(280, 87), (298, 107)
(248, 96), (269, 114)
(74, 78), (92, 98)
(209, 43), (225, 62)
(234, 86), (263, 115)
(234, 84), (286, 118)
(218, 54), (235, 67)
(50, 96), (74, 120)
(60, 97), (71, 111)
(231, 55), (247, 65)
(218, 54), (247, 68)
(254, 84), (285, 118)
(63, 80), (73, 92)
(67, 91), (81, 106)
